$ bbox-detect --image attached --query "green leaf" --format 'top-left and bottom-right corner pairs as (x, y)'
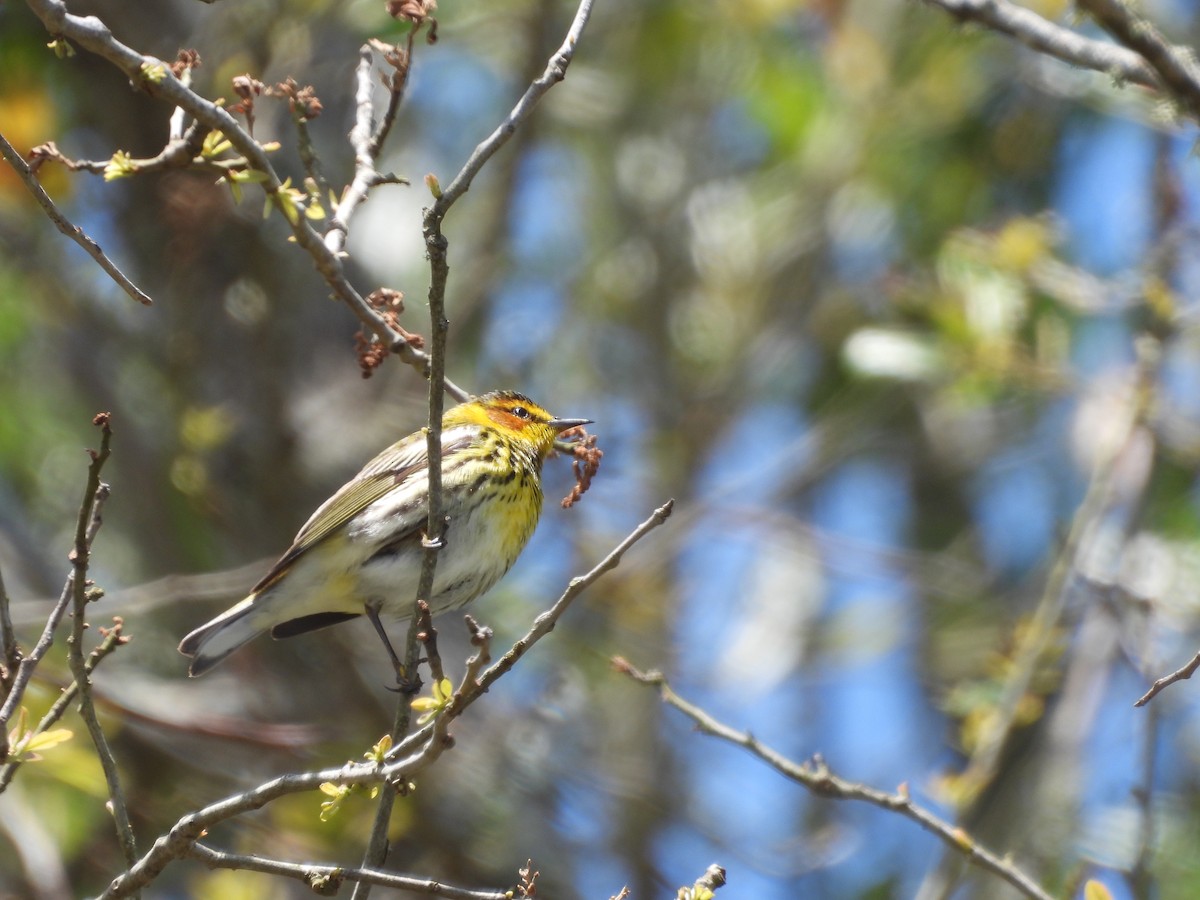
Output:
(139, 61), (167, 84)
(411, 677), (455, 724)
(201, 130), (233, 158)
(24, 728), (74, 755)
(46, 38), (76, 59)
(103, 150), (136, 181)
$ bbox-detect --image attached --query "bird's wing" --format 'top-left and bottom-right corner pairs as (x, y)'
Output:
(250, 424), (479, 594)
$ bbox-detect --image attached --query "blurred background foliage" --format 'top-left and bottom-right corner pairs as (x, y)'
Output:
(3, 0), (1200, 897)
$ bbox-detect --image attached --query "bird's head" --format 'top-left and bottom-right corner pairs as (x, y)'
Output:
(448, 390), (592, 457)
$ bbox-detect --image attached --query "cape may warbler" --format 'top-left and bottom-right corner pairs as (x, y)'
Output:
(179, 391), (591, 676)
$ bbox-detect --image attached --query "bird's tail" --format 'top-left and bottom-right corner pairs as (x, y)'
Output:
(178, 595), (271, 677)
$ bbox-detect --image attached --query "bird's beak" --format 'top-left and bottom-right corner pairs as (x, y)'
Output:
(549, 416), (592, 432)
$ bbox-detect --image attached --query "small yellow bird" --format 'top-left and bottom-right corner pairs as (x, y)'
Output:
(179, 391), (591, 676)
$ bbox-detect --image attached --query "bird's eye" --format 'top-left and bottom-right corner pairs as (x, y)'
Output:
(511, 406), (531, 420)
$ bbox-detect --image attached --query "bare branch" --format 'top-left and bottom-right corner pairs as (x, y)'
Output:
(1135, 647), (1200, 706)
(615, 662), (1054, 900)
(952, 348), (1155, 803)
(326, 43), (413, 261)
(442, 499), (675, 709)
(924, 0), (1159, 89)
(353, 28), (454, 882)
(189, 843), (509, 899)
(64, 414), (138, 867)
(1078, 0), (1200, 118)
(425, 0), (595, 225)
(0, 564), (16, 698)
(0, 130), (154, 306)
(367, 32), (415, 157)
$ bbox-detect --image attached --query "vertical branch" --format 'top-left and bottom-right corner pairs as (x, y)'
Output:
(0, 564), (15, 697)
(424, 0), (595, 223)
(368, 30), (417, 158)
(350, 3), (593, 883)
(348, 32), (445, 895)
(416, 221), (451, 602)
(349, 157), (454, 900)
(65, 414), (138, 868)
(1132, 686), (1160, 895)
(349, 263), (448, 900)
(1127, 128), (1178, 896)
(327, 45), (403, 259)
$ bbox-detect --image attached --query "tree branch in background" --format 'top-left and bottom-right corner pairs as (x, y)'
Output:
(0, 131), (154, 306)
(0, 565), (15, 698)
(353, 7), (455, 884)
(326, 37), (415, 258)
(1077, 0), (1200, 118)
(1135, 648), (1200, 707)
(188, 843), (510, 899)
(951, 348), (1154, 804)
(924, 0), (1159, 89)
(0, 576), (74, 762)
(353, 14), (451, 887)
(425, 0), (595, 227)
(614, 661), (1055, 900)
(62, 414), (138, 867)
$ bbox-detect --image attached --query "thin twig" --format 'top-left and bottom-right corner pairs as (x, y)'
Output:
(923, 0), (1159, 89)
(0, 563), (16, 697)
(441, 500), (674, 709)
(353, 2), (594, 883)
(64, 415), (138, 870)
(367, 31), (415, 158)
(326, 44), (413, 263)
(425, 0), (595, 225)
(0, 130), (153, 306)
(615, 662), (1054, 900)
(189, 843), (509, 899)
(1135, 649), (1200, 707)
(417, 601), (446, 687)
(350, 611), (425, 900)
(28, 127), (238, 178)
(100, 500), (672, 899)
(0, 617), (128, 792)
(416, 218), (452, 616)
(352, 51), (456, 884)
(167, 67), (191, 142)
(293, 115), (334, 212)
